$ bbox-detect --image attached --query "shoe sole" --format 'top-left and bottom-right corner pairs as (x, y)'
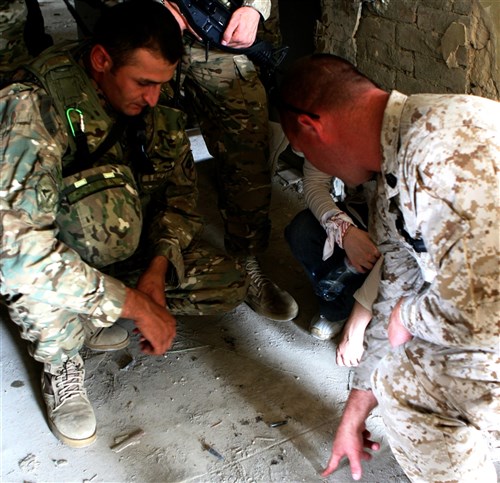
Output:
(84, 337), (130, 352)
(244, 301), (298, 321)
(48, 420), (97, 448)
(310, 329), (333, 341)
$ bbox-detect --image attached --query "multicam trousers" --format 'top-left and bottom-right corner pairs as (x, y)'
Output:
(5, 239), (247, 367)
(182, 44), (272, 257)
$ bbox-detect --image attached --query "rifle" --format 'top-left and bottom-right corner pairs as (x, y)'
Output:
(172, 0), (288, 84)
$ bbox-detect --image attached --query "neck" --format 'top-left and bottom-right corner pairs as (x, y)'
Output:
(338, 89), (389, 176)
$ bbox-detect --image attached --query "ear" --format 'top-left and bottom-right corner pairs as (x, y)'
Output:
(90, 44), (113, 73)
(297, 113), (323, 141)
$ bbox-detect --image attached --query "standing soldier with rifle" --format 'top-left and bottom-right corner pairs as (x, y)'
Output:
(162, 0), (298, 322)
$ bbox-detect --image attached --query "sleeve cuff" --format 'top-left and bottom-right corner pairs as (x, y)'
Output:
(242, 0), (271, 20)
(154, 240), (185, 286)
(89, 274), (127, 324)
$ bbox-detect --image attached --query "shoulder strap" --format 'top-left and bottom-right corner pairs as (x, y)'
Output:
(22, 42), (122, 174)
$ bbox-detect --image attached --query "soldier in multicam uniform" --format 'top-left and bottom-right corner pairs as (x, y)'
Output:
(162, 0), (299, 322)
(276, 54), (500, 482)
(0, 0), (247, 448)
(0, 0), (53, 76)
(0, 0), (30, 72)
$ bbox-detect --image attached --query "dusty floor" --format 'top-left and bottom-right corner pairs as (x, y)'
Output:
(0, 2), (493, 483)
(0, 151), (408, 482)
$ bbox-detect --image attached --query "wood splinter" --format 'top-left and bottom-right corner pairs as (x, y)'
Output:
(110, 429), (145, 453)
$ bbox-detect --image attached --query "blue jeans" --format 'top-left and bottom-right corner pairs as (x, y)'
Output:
(284, 209), (367, 321)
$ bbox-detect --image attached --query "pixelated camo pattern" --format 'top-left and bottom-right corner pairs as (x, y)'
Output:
(352, 90), (499, 481)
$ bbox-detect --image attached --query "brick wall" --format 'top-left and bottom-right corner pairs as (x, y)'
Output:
(315, 0), (499, 100)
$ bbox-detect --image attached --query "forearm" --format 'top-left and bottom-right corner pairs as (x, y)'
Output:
(303, 159), (342, 223)
(342, 389), (378, 425)
(147, 106), (203, 282)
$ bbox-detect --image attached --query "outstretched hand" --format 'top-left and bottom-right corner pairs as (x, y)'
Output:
(322, 427), (380, 480)
(322, 389), (380, 480)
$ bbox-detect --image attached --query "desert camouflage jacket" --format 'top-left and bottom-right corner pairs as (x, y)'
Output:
(354, 91), (500, 390)
(0, 44), (203, 325)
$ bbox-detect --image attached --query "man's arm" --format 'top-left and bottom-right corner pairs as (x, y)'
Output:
(322, 389), (380, 480)
(144, 104), (204, 286)
(303, 159), (380, 272)
(241, 0), (271, 20)
(0, 84), (125, 324)
(397, 130), (500, 351)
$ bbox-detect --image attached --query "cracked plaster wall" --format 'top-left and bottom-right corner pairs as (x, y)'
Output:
(315, 0), (499, 100)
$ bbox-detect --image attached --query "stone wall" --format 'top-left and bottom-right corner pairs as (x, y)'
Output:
(315, 0), (499, 100)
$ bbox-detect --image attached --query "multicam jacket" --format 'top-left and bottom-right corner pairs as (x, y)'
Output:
(0, 0), (30, 70)
(353, 90), (500, 390)
(0, 43), (203, 325)
(241, 0), (271, 19)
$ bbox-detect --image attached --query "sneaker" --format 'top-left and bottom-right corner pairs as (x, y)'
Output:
(42, 355), (96, 448)
(83, 321), (129, 352)
(244, 256), (299, 321)
(310, 314), (345, 341)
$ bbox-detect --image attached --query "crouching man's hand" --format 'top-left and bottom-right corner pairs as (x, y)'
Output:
(121, 287), (176, 355)
(322, 389), (380, 481)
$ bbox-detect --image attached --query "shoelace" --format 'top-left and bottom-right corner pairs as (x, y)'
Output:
(245, 256), (271, 291)
(54, 360), (85, 404)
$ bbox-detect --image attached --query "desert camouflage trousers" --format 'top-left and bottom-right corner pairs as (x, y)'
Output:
(372, 343), (500, 482)
(5, 239), (247, 367)
(182, 44), (272, 257)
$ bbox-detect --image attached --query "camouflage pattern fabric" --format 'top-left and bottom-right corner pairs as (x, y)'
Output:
(0, 0), (30, 74)
(107, 240), (248, 316)
(373, 345), (499, 482)
(57, 164), (143, 269)
(69, 0), (275, 257)
(0, 44), (247, 366)
(351, 91), (500, 481)
(257, 0), (280, 45)
(182, 44), (272, 256)
(242, 0), (270, 20)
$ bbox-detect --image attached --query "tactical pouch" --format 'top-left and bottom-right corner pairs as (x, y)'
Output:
(56, 164), (143, 269)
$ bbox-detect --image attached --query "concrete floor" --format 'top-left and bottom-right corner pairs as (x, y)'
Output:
(0, 2), (459, 482)
(1, 149), (409, 482)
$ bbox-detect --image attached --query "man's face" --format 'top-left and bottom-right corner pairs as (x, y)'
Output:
(98, 47), (177, 116)
(283, 115), (373, 187)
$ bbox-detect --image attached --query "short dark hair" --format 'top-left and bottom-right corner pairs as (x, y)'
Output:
(276, 54), (374, 119)
(92, 0), (183, 69)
